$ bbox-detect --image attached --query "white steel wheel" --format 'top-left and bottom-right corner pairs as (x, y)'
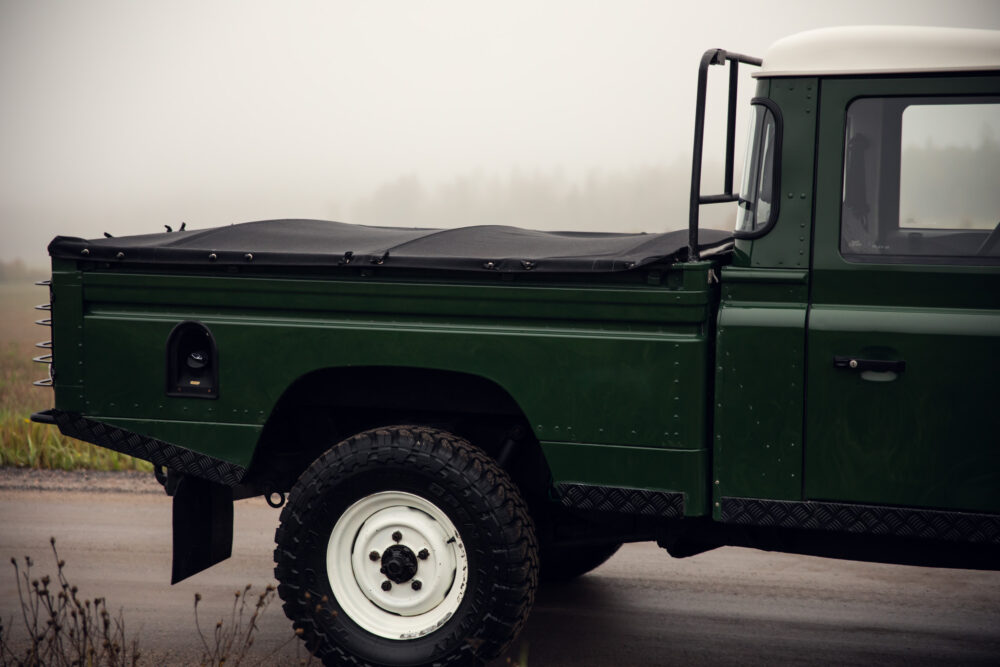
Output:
(326, 491), (469, 640)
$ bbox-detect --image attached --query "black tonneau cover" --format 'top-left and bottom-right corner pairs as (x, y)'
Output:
(49, 219), (733, 274)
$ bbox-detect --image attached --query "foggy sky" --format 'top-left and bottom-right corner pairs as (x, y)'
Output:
(2, 0), (999, 265)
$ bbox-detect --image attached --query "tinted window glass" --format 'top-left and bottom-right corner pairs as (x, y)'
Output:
(841, 96), (1000, 263)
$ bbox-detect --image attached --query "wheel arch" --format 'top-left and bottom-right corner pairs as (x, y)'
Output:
(243, 365), (545, 493)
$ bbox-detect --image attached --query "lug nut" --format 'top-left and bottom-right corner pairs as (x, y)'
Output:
(369, 551), (380, 561)
(417, 549), (429, 560)
(391, 531), (402, 542)
(381, 581), (392, 592)
(411, 580), (422, 591)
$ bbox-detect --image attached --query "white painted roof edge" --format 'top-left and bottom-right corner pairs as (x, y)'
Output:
(755, 26), (1000, 78)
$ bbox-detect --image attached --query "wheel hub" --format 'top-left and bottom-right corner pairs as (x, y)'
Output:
(327, 491), (469, 639)
(380, 544), (418, 584)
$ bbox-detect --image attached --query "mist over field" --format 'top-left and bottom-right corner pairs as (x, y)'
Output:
(1, 0), (999, 268)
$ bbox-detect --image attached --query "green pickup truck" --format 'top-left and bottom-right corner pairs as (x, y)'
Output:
(32, 26), (1000, 667)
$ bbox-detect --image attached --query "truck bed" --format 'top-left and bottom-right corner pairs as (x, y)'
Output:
(40, 219), (732, 517)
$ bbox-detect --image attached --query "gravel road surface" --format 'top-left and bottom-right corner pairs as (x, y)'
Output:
(1, 470), (999, 666)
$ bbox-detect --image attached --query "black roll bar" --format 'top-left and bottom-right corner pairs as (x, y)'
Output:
(687, 49), (762, 261)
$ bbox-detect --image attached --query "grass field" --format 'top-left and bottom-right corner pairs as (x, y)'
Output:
(0, 279), (152, 471)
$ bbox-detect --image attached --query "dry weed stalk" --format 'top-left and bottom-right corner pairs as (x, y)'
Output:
(193, 584), (314, 667)
(0, 537), (140, 667)
(0, 537), (312, 666)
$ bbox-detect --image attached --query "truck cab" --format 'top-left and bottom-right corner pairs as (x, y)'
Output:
(710, 27), (999, 540)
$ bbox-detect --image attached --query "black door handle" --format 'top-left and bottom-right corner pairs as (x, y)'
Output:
(833, 356), (906, 373)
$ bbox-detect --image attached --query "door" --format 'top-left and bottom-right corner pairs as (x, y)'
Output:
(806, 78), (1000, 514)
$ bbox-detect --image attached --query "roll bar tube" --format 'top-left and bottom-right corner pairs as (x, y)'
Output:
(687, 49), (762, 261)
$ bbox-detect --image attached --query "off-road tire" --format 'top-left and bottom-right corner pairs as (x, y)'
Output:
(274, 426), (538, 667)
(540, 541), (622, 583)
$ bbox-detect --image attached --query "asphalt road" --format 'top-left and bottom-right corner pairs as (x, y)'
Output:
(1, 481), (999, 666)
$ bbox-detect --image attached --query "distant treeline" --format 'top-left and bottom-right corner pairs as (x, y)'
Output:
(0, 259), (47, 283)
(347, 163), (736, 234)
(901, 136), (1000, 228)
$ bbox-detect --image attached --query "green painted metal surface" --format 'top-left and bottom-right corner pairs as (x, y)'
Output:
(743, 77), (818, 270)
(806, 306), (1000, 512)
(50, 259), (85, 413)
(712, 268), (807, 517)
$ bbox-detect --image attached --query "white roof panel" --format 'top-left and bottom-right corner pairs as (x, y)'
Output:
(756, 26), (1000, 78)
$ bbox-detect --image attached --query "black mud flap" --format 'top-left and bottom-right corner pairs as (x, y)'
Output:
(171, 475), (234, 584)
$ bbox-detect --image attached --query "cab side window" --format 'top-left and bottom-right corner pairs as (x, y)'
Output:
(841, 97), (1000, 264)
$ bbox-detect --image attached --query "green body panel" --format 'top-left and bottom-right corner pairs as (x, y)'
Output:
(744, 77), (819, 270)
(52, 261), (719, 503)
(806, 306), (1000, 512)
(804, 73), (1000, 514)
(540, 442), (707, 515)
(50, 259), (86, 411)
(712, 268), (808, 517)
(710, 77), (818, 514)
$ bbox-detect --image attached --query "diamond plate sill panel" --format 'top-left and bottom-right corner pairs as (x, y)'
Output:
(53, 410), (247, 486)
(721, 497), (1000, 544)
(556, 483), (685, 518)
